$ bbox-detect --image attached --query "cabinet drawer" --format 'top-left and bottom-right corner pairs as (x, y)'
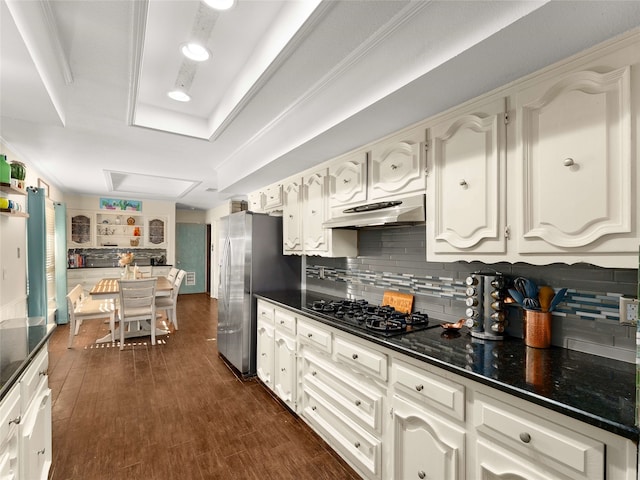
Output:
(334, 335), (387, 381)
(302, 384), (381, 479)
(391, 360), (465, 421)
(297, 319), (332, 354)
(302, 350), (383, 434)
(474, 393), (604, 480)
(20, 348), (48, 412)
(257, 300), (274, 325)
(274, 307), (296, 335)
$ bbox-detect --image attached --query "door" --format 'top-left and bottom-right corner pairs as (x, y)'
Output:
(175, 223), (206, 294)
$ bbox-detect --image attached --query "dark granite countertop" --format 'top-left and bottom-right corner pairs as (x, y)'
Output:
(0, 317), (56, 401)
(255, 289), (639, 442)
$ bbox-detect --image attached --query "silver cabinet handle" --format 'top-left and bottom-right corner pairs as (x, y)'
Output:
(415, 384), (424, 392)
(343, 178), (351, 184)
(307, 333), (313, 338)
(355, 399), (361, 406)
(39, 370), (47, 376)
(459, 179), (468, 188)
(519, 432), (531, 443)
(281, 368), (286, 372)
(354, 441), (361, 448)
(352, 353), (358, 360)
(390, 164), (398, 170)
(280, 320), (285, 324)
(261, 353), (266, 357)
(8, 416), (21, 426)
(563, 158), (575, 167)
(37, 448), (46, 455)
(311, 405), (317, 411)
(418, 471), (426, 479)
(311, 370), (317, 376)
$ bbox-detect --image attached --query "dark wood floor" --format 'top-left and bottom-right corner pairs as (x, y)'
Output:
(47, 293), (361, 480)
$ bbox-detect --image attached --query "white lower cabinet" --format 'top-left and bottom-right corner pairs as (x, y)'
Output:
(256, 300), (297, 410)
(257, 301), (637, 480)
(391, 395), (465, 480)
(0, 345), (52, 480)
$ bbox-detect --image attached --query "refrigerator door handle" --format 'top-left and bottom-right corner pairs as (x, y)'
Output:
(221, 238), (232, 311)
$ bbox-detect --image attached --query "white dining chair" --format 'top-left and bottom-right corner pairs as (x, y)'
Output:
(167, 267), (179, 284)
(156, 270), (186, 330)
(117, 278), (158, 350)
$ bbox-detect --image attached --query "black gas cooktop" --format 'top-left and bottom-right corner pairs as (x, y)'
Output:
(302, 298), (438, 338)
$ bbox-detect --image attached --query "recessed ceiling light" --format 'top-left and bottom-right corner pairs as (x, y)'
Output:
(203, 0), (236, 11)
(167, 90), (191, 102)
(181, 42), (211, 62)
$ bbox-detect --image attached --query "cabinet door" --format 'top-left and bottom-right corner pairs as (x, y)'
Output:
(67, 210), (94, 247)
(20, 382), (52, 480)
(369, 125), (425, 200)
(146, 216), (167, 247)
(256, 319), (275, 388)
(329, 151), (367, 208)
(283, 177), (303, 254)
(392, 395), (465, 480)
(274, 331), (296, 410)
(474, 440), (562, 480)
(263, 183), (283, 211)
(428, 98), (507, 255)
(247, 191), (264, 213)
(0, 385), (21, 480)
(303, 169), (329, 254)
(515, 65), (632, 254)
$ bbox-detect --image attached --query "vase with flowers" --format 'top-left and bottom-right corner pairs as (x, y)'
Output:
(118, 251), (134, 279)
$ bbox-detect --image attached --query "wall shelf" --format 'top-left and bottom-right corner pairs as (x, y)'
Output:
(0, 182), (27, 196)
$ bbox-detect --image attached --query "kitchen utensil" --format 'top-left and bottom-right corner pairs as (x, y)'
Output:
(515, 277), (539, 309)
(382, 291), (414, 314)
(549, 288), (567, 312)
(538, 286), (555, 312)
(508, 288), (525, 305)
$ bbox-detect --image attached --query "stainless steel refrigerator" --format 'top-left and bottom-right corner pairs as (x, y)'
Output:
(217, 211), (301, 377)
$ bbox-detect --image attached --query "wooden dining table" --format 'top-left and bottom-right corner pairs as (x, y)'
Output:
(89, 276), (173, 344)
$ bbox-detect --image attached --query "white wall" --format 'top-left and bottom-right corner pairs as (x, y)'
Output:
(0, 142), (64, 320)
(205, 202), (237, 299)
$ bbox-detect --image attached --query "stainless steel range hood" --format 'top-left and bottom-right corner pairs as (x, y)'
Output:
(322, 194), (425, 229)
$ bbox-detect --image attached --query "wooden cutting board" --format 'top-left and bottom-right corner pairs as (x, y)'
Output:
(382, 291), (414, 314)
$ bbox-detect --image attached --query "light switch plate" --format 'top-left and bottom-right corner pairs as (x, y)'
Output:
(619, 296), (639, 326)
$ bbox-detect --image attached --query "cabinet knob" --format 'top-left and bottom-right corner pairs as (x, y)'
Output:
(418, 471), (426, 479)
(289, 214), (293, 219)
(459, 179), (468, 188)
(390, 164), (398, 170)
(355, 399), (361, 406)
(37, 448), (46, 456)
(354, 441), (361, 448)
(307, 333), (313, 338)
(415, 384), (424, 392)
(281, 368), (286, 372)
(563, 158), (575, 167)
(311, 405), (317, 411)
(311, 210), (316, 215)
(261, 353), (266, 357)
(352, 353), (358, 360)
(280, 320), (285, 324)
(311, 370), (317, 376)
(39, 370), (47, 377)
(343, 178), (351, 184)
(519, 432), (532, 443)
(8, 416), (21, 426)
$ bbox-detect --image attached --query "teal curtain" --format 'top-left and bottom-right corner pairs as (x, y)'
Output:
(27, 187), (47, 318)
(55, 202), (68, 324)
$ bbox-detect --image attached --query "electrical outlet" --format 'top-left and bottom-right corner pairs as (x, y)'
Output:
(619, 296), (639, 326)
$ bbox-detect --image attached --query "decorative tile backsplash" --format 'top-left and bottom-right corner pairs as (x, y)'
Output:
(306, 225), (638, 362)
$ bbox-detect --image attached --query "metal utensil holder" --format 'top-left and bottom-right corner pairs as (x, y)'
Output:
(464, 272), (506, 340)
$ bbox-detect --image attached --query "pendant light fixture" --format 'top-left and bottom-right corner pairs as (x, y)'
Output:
(167, 90), (191, 102)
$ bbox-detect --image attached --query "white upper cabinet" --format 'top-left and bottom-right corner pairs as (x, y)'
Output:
(515, 66), (632, 252)
(303, 169), (330, 255)
(263, 183), (284, 212)
(283, 176), (303, 254)
(368, 124), (426, 200)
(328, 150), (368, 208)
(427, 97), (507, 258)
(512, 37), (639, 267)
(247, 191), (264, 213)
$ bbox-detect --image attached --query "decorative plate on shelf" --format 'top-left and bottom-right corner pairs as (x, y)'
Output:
(127, 216), (135, 225)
